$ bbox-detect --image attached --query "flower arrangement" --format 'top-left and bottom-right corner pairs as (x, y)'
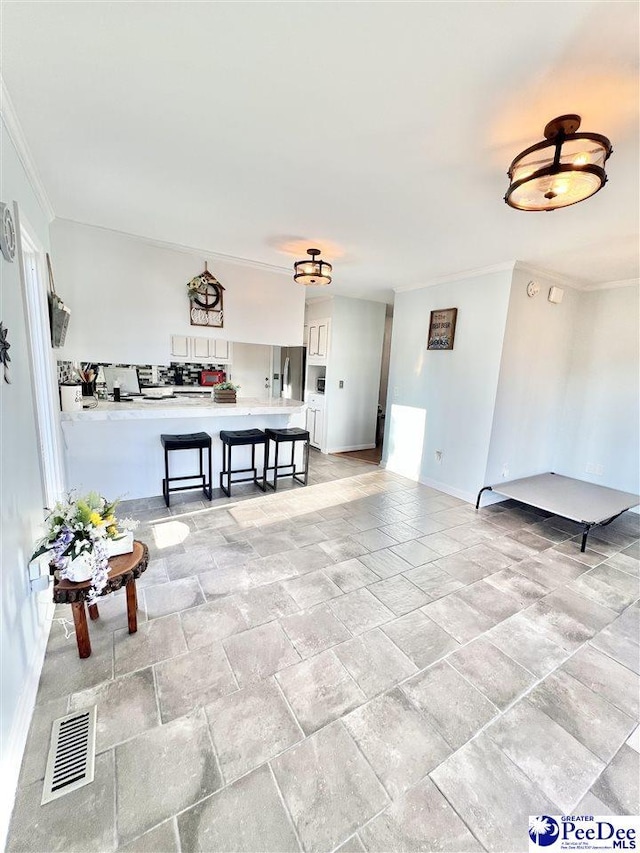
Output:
(32, 492), (139, 603)
(187, 273), (208, 302)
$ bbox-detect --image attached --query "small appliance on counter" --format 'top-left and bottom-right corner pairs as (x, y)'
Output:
(199, 369), (226, 386)
(316, 377), (326, 393)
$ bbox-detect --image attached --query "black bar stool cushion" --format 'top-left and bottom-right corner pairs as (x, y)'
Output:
(265, 428), (310, 442)
(220, 429), (267, 446)
(161, 432), (211, 451)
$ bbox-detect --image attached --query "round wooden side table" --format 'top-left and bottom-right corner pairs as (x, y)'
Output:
(52, 541), (149, 659)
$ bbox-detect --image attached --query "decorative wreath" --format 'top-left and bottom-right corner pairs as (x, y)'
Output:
(187, 269), (224, 310)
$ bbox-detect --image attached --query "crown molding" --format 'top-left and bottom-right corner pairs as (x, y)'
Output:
(582, 277), (640, 292)
(513, 261), (582, 290)
(1, 75), (55, 222)
(54, 217), (293, 275)
(394, 261), (516, 293)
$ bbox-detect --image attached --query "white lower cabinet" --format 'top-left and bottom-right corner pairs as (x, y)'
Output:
(306, 394), (325, 449)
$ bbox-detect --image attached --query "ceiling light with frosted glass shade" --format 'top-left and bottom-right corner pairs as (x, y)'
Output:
(505, 115), (612, 211)
(293, 248), (332, 286)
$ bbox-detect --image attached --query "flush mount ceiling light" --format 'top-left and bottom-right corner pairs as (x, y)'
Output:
(293, 248), (332, 286)
(505, 114), (612, 211)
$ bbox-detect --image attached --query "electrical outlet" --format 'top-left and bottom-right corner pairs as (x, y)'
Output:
(586, 463), (604, 476)
(435, 450), (443, 463)
(502, 465), (509, 479)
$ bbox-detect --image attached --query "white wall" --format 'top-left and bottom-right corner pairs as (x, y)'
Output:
(324, 296), (387, 453)
(0, 118), (51, 845)
(50, 219), (306, 364)
(384, 270), (513, 499)
(556, 283), (640, 495)
(304, 296), (333, 321)
(485, 268), (579, 484)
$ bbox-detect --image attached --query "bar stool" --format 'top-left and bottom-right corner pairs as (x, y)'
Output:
(160, 432), (212, 507)
(219, 429), (267, 497)
(265, 427), (310, 491)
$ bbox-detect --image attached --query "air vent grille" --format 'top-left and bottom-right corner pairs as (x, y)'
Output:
(41, 707), (97, 804)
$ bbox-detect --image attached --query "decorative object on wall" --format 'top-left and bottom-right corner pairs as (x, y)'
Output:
(294, 248), (332, 286)
(526, 280), (540, 298)
(427, 308), (458, 350)
(505, 114), (612, 211)
(46, 254), (71, 348)
(548, 286), (564, 304)
(0, 202), (16, 262)
(0, 322), (11, 383)
(187, 262), (224, 328)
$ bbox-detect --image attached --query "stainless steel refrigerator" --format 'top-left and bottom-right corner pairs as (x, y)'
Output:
(280, 347), (306, 400)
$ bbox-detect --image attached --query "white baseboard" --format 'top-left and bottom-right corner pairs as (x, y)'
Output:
(328, 443), (376, 454)
(0, 598), (53, 851)
(419, 476), (506, 506)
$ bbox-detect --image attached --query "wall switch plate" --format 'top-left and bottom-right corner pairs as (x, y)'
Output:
(548, 286), (564, 304)
(339, 380), (344, 388)
(435, 450), (443, 463)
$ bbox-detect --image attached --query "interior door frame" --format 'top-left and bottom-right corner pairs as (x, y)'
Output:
(15, 203), (66, 507)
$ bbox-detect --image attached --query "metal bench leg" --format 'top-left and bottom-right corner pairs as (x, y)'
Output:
(163, 446), (170, 507)
(581, 523), (591, 553)
(273, 440), (279, 491)
(476, 485), (493, 510)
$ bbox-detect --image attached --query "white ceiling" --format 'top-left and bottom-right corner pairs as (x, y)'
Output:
(2, 1), (638, 302)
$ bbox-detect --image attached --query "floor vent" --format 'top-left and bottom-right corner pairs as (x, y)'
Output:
(41, 707), (97, 805)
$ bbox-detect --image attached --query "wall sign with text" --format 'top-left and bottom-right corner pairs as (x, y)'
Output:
(187, 265), (225, 328)
(427, 307), (458, 350)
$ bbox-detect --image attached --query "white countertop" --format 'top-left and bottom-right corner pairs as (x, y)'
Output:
(60, 396), (306, 422)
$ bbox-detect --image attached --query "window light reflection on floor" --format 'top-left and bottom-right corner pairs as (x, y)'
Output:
(151, 520), (191, 548)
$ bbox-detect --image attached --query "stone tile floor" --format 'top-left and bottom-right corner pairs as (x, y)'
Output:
(8, 451), (640, 852)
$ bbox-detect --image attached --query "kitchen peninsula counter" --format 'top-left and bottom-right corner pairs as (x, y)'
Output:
(61, 397), (307, 499)
(60, 396), (305, 421)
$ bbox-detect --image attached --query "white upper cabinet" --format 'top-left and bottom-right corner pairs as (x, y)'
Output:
(192, 337), (210, 359)
(212, 338), (231, 361)
(170, 335), (190, 358)
(307, 318), (330, 363)
(170, 335), (233, 363)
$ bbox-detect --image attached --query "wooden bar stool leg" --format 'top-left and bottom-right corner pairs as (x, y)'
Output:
(88, 603), (100, 620)
(126, 579), (138, 634)
(71, 601), (91, 658)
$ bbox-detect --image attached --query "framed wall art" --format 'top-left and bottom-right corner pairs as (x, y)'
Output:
(427, 307), (457, 350)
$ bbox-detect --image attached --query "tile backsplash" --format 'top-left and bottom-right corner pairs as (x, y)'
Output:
(57, 360), (226, 386)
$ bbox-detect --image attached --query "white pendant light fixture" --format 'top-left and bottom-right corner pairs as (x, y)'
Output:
(293, 248), (332, 286)
(505, 114), (612, 211)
